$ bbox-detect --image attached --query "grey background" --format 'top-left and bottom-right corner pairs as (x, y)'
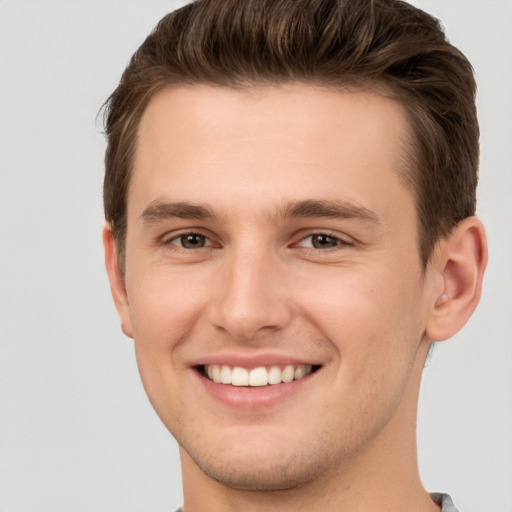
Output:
(0, 1), (510, 511)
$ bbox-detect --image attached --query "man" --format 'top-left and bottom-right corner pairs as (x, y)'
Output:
(102, 0), (487, 510)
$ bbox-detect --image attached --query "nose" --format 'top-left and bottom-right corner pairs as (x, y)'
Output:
(207, 246), (292, 341)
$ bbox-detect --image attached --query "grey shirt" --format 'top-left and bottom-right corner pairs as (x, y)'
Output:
(175, 492), (459, 511)
(431, 493), (459, 511)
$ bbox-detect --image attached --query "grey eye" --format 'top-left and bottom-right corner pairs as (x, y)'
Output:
(179, 233), (207, 248)
(310, 234), (340, 249)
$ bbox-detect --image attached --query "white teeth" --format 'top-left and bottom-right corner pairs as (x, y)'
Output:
(295, 365), (312, 379)
(212, 365), (222, 383)
(220, 365), (231, 384)
(281, 365), (294, 383)
(204, 364), (314, 386)
(268, 366), (282, 385)
(249, 367), (268, 387)
(231, 367), (249, 386)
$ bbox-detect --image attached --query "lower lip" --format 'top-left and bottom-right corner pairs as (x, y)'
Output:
(194, 369), (318, 409)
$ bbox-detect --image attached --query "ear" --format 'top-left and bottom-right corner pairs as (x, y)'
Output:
(425, 216), (487, 342)
(102, 224), (133, 338)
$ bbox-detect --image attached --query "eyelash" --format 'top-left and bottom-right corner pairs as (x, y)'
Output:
(294, 232), (353, 250)
(161, 231), (215, 249)
(160, 230), (352, 251)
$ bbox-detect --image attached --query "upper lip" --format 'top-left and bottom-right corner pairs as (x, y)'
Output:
(189, 352), (323, 370)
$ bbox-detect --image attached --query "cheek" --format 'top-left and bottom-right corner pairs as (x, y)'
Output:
(127, 265), (209, 349)
(297, 262), (424, 377)
(127, 270), (204, 427)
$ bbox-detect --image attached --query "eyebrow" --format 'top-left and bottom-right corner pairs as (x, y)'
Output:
(140, 198), (380, 225)
(276, 199), (380, 224)
(141, 201), (217, 223)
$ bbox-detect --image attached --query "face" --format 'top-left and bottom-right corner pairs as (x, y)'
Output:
(113, 84), (437, 490)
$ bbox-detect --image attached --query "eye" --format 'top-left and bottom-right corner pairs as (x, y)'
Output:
(167, 233), (213, 249)
(296, 233), (347, 249)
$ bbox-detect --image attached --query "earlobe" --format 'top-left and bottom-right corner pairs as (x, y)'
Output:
(102, 224), (133, 338)
(425, 217), (487, 342)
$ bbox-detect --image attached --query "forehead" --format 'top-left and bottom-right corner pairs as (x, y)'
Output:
(130, 83), (413, 221)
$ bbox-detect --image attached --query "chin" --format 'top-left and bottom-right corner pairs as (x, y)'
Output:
(181, 433), (342, 492)
(194, 456), (319, 491)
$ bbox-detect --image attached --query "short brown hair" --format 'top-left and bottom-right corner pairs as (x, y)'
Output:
(103, 0), (478, 270)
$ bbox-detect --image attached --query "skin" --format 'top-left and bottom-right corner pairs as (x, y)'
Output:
(104, 84), (487, 512)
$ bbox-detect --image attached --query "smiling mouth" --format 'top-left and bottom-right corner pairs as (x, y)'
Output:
(199, 364), (320, 387)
